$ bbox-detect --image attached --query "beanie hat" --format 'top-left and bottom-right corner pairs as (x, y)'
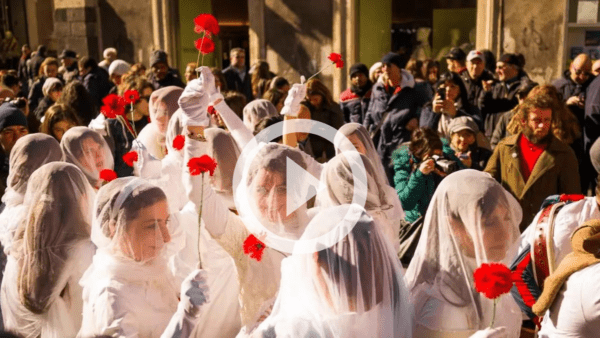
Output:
(42, 78), (62, 97)
(499, 53), (520, 67)
(108, 59), (131, 77)
(349, 63), (369, 77)
(0, 103), (27, 131)
(103, 47), (117, 58)
(150, 50), (168, 67)
(446, 47), (466, 62)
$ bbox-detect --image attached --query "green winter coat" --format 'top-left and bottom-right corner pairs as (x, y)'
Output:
(392, 139), (464, 223)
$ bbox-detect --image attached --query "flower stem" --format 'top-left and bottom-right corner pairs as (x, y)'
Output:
(306, 62), (334, 82)
(129, 103), (138, 138)
(490, 297), (498, 328)
(196, 36), (205, 77)
(197, 173), (205, 269)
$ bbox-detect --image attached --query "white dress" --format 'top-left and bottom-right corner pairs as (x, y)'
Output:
(1, 240), (95, 338)
(538, 262), (600, 337)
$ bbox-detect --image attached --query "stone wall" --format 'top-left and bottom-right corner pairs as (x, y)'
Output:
(53, 6), (99, 59)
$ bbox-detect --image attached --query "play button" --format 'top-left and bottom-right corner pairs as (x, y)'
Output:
(286, 157), (326, 216)
(233, 119), (367, 254)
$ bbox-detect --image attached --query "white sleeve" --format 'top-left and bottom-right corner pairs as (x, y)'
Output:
(213, 100), (253, 150)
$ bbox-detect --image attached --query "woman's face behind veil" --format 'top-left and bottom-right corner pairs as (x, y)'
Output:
(252, 168), (290, 224)
(119, 199), (171, 261)
(80, 137), (106, 173)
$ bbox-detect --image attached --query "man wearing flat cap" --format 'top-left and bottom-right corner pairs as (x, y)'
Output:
(58, 49), (79, 84)
(340, 63), (372, 124)
(479, 53), (530, 141)
(364, 52), (420, 183)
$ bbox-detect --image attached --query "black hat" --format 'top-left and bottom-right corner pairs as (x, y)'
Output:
(349, 63), (369, 77)
(381, 52), (406, 69)
(499, 53), (520, 67)
(0, 103), (27, 131)
(59, 49), (77, 59)
(150, 50), (168, 67)
(445, 47), (466, 61)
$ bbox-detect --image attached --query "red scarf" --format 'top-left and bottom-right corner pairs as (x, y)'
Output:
(519, 134), (547, 182)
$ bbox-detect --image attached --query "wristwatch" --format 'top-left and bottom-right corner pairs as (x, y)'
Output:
(186, 131), (206, 142)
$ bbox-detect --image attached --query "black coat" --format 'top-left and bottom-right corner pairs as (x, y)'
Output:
(148, 68), (185, 90)
(34, 96), (54, 121)
(478, 74), (529, 139)
(461, 69), (495, 110)
(339, 87), (371, 124)
(81, 67), (114, 108)
(584, 75), (600, 153)
(364, 82), (420, 182)
(553, 70), (595, 128)
(222, 66), (253, 102)
(27, 76), (48, 112)
(418, 101), (483, 132)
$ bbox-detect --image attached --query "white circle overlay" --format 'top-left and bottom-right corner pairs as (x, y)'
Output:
(232, 119), (368, 254)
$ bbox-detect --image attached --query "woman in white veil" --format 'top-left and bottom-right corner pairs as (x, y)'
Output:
(316, 152), (400, 251)
(242, 99), (279, 134)
(251, 204), (414, 337)
(0, 134), (63, 252)
(405, 169), (522, 337)
(61, 126), (114, 189)
(1, 162), (96, 338)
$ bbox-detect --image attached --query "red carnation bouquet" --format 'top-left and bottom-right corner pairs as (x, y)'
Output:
(187, 154), (218, 267)
(193, 13), (219, 71)
(473, 263), (514, 328)
(243, 234), (266, 261)
(100, 94), (125, 119)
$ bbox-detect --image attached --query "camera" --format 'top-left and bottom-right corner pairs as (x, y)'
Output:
(437, 87), (446, 101)
(431, 154), (458, 175)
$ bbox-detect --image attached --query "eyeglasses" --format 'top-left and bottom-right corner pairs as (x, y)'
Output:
(573, 68), (591, 77)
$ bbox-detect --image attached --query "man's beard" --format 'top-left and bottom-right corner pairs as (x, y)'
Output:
(522, 124), (552, 145)
(351, 79), (373, 97)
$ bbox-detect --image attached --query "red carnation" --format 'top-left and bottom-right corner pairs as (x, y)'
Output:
(207, 105), (216, 116)
(122, 151), (139, 167)
(101, 94), (126, 117)
(99, 169), (117, 182)
(194, 13), (220, 36)
(473, 263), (513, 299)
(328, 53), (344, 68)
(195, 36), (215, 55)
(243, 234), (266, 261)
(172, 134), (185, 151)
(123, 89), (140, 105)
(187, 155), (217, 176)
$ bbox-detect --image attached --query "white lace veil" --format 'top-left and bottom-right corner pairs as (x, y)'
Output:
(254, 204), (414, 337)
(91, 177), (172, 265)
(165, 108), (185, 154)
(334, 123), (389, 185)
(3, 134), (63, 206)
(12, 162), (95, 314)
(205, 128), (240, 210)
(405, 169), (522, 332)
(61, 127), (114, 189)
(242, 99), (278, 133)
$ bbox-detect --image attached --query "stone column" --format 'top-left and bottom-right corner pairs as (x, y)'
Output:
(53, 0), (100, 59)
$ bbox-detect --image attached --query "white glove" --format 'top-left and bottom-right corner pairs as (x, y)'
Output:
(178, 67), (220, 127)
(280, 81), (307, 117)
(469, 327), (507, 338)
(179, 269), (209, 317)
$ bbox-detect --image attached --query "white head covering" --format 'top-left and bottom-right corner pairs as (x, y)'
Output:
(369, 62), (383, 83)
(103, 47), (117, 59)
(405, 169), (522, 333)
(108, 59), (131, 77)
(61, 127), (114, 189)
(334, 123), (389, 185)
(242, 99), (278, 133)
(42, 77), (62, 97)
(165, 108), (185, 154)
(91, 177), (171, 264)
(4, 134), (63, 206)
(254, 204), (414, 337)
(205, 128), (240, 210)
(12, 162), (95, 314)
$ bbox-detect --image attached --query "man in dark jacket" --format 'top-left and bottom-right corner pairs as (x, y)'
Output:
(364, 52), (420, 183)
(462, 50), (495, 109)
(479, 53), (530, 140)
(222, 48), (253, 102)
(28, 57), (60, 112)
(78, 56), (113, 108)
(553, 53), (594, 193)
(28, 45), (47, 83)
(445, 47), (469, 81)
(0, 102), (28, 196)
(17, 44), (31, 97)
(147, 50), (185, 90)
(58, 49), (79, 84)
(339, 63), (372, 123)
